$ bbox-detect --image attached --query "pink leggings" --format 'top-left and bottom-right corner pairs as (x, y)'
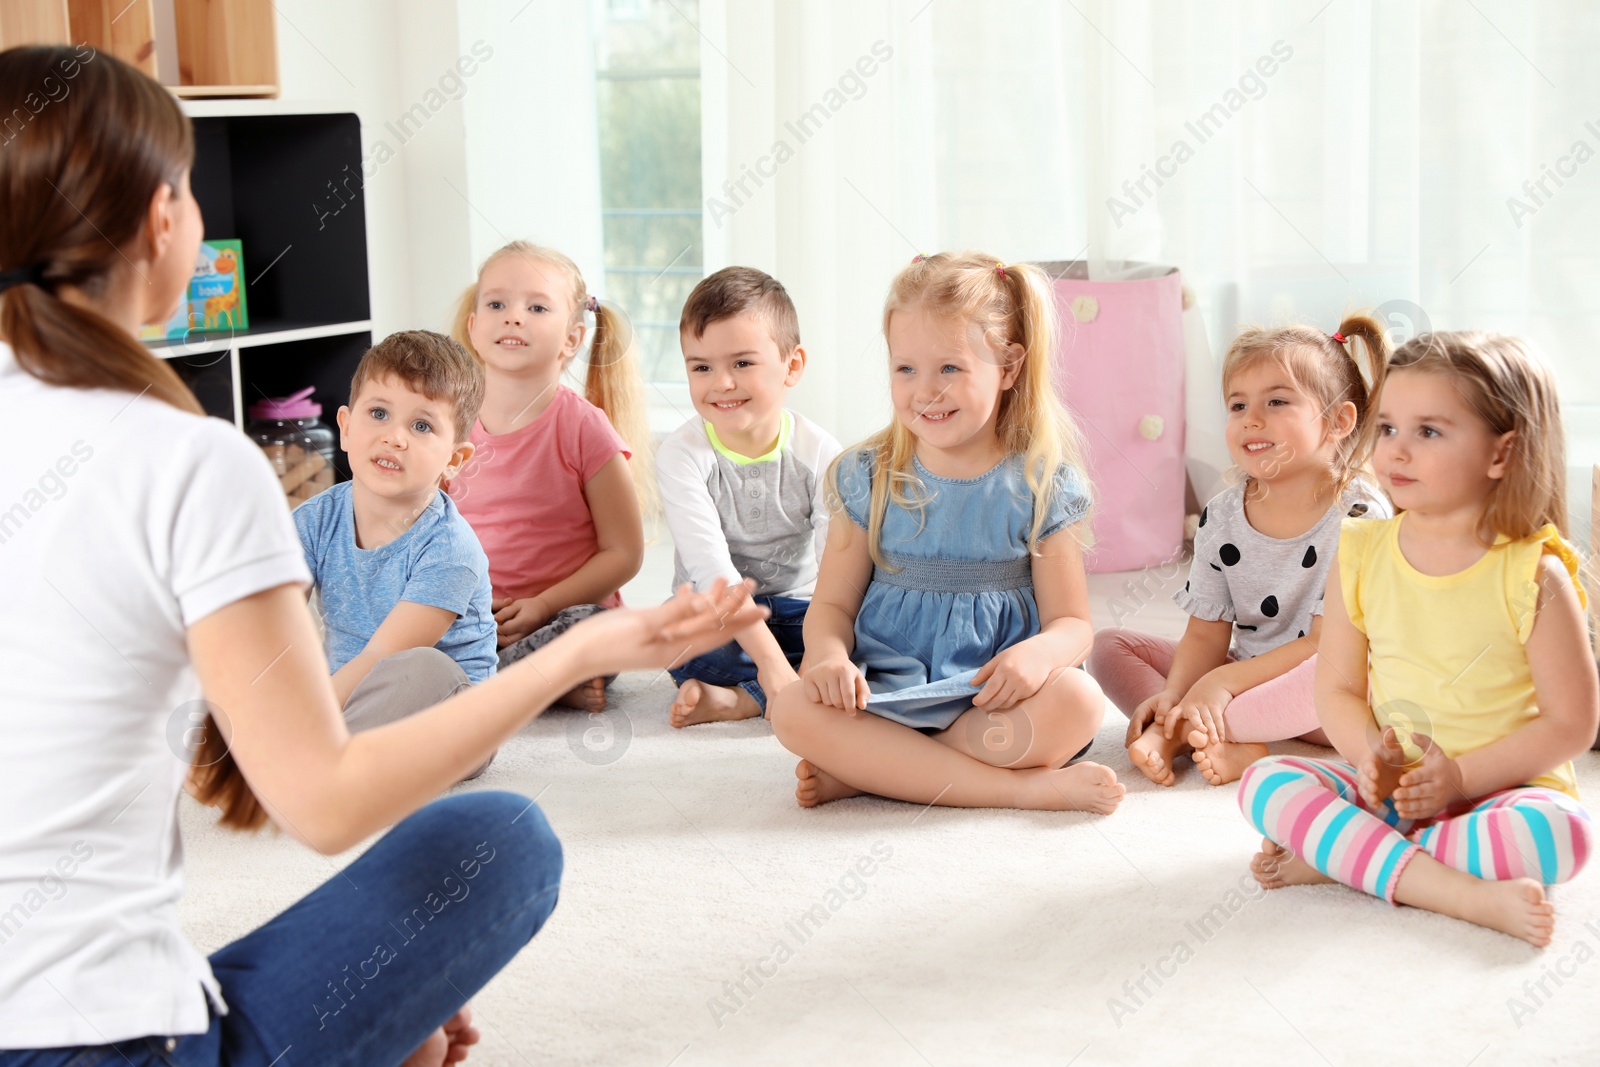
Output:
(1086, 628), (1321, 744)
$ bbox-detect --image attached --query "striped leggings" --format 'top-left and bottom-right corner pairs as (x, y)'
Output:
(1239, 755), (1593, 903)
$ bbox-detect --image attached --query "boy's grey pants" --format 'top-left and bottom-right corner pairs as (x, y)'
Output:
(343, 647), (496, 780)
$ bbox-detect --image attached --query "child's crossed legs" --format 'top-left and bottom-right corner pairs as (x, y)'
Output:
(1240, 754), (1594, 945)
(770, 665), (1124, 813)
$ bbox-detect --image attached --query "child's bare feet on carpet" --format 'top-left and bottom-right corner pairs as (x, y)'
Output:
(1251, 839), (1333, 889)
(1189, 731), (1268, 786)
(795, 759), (864, 807)
(1446, 878), (1556, 947)
(1019, 762), (1126, 814)
(1127, 720), (1186, 786)
(401, 1006), (480, 1066)
(670, 679), (761, 727)
(557, 677), (606, 712)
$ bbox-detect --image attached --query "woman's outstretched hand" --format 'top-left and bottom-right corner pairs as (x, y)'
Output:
(561, 579), (768, 678)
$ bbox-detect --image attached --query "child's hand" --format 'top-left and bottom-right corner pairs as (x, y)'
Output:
(1129, 690), (1180, 747)
(802, 656), (870, 714)
(971, 642), (1056, 711)
(1168, 678), (1233, 744)
(1356, 726), (1410, 809)
(557, 580), (766, 678)
(493, 596), (551, 648)
(1392, 734), (1465, 821)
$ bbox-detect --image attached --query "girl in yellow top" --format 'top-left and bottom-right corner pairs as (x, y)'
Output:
(1237, 331), (1596, 946)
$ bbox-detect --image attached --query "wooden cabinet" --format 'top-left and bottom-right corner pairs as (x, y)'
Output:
(0, 0), (277, 97)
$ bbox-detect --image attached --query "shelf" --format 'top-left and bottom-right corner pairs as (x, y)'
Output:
(174, 84), (279, 99)
(179, 98), (353, 119)
(146, 319), (372, 359)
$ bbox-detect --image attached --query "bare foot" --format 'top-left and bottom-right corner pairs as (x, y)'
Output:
(401, 1006), (480, 1067)
(556, 677), (606, 712)
(1189, 731), (1268, 786)
(1019, 761), (1126, 814)
(1458, 878), (1557, 947)
(795, 759), (864, 807)
(670, 679), (761, 727)
(1127, 721), (1187, 786)
(1251, 838), (1333, 890)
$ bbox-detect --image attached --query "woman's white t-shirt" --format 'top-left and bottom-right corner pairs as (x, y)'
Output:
(0, 341), (310, 1047)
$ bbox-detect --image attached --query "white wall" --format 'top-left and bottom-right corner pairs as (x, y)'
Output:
(274, 0), (544, 340)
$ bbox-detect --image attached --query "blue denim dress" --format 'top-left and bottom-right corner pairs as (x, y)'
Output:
(836, 448), (1091, 730)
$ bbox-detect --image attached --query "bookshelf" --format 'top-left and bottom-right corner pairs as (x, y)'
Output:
(0, 0), (279, 98)
(156, 100), (372, 483)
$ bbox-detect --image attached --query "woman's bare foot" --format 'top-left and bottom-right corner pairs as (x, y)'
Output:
(1251, 838), (1333, 889)
(670, 679), (761, 727)
(1018, 762), (1126, 813)
(401, 1006), (480, 1067)
(795, 759), (864, 807)
(1189, 732), (1268, 786)
(556, 677), (606, 712)
(1127, 721), (1187, 786)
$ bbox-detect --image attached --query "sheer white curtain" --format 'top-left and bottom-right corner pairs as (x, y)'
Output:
(700, 0), (1600, 527)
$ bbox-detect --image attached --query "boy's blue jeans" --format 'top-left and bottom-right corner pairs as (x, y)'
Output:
(667, 594), (809, 711)
(0, 791), (562, 1067)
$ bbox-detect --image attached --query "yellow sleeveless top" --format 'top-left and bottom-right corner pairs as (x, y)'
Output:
(1338, 516), (1584, 798)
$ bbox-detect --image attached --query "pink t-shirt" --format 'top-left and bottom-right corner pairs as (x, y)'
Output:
(448, 385), (630, 606)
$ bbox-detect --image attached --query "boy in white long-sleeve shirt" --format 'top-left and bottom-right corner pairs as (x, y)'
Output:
(659, 267), (841, 725)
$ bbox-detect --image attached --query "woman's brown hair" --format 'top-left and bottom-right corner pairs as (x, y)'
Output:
(0, 45), (267, 830)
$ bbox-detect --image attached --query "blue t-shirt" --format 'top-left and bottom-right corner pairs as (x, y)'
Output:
(294, 482), (497, 684)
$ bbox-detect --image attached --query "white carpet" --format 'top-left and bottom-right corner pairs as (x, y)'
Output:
(176, 547), (1600, 1065)
(178, 672), (1600, 1066)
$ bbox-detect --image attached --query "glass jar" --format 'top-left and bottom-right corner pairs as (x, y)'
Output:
(248, 387), (337, 507)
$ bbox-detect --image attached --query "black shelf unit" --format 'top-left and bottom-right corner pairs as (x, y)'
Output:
(150, 103), (374, 484)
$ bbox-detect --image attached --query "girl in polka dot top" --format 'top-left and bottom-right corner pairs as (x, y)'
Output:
(1087, 313), (1393, 786)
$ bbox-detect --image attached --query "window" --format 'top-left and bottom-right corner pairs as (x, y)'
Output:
(593, 0), (704, 385)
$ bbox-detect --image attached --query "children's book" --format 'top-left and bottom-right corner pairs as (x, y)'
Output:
(140, 239), (249, 340)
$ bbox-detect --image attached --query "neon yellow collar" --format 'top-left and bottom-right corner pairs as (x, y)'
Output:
(704, 409), (791, 464)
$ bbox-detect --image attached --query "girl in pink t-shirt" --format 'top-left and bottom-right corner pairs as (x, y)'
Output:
(447, 241), (655, 710)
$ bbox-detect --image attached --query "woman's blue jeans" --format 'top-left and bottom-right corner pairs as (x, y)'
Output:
(0, 790), (563, 1067)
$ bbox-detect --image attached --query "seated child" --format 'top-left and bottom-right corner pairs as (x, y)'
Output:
(1089, 315), (1393, 786)
(1240, 330), (1595, 946)
(294, 329), (497, 778)
(768, 252), (1124, 814)
(658, 267), (842, 726)
(447, 241), (652, 712)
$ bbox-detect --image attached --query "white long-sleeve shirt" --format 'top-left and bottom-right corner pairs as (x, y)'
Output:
(655, 410), (842, 599)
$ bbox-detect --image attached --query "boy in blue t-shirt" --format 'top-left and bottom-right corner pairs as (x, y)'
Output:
(293, 330), (497, 776)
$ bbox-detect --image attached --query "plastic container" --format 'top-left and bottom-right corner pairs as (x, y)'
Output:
(248, 387), (337, 507)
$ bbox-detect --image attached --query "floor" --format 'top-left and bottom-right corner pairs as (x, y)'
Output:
(176, 534), (1600, 1065)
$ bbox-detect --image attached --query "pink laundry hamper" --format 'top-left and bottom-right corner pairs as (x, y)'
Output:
(1034, 260), (1186, 573)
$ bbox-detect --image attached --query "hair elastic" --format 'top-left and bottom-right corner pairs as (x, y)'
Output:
(911, 253), (927, 263)
(995, 262), (1007, 280)
(584, 295), (600, 313)
(1330, 331), (1348, 344)
(0, 263), (47, 294)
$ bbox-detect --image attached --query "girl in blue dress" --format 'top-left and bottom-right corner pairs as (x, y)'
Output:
(769, 252), (1125, 813)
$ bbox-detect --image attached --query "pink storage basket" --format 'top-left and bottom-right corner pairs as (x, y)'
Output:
(1036, 260), (1187, 573)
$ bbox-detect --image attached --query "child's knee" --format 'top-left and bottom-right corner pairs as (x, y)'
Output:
(1042, 666), (1105, 721)
(767, 683), (817, 749)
